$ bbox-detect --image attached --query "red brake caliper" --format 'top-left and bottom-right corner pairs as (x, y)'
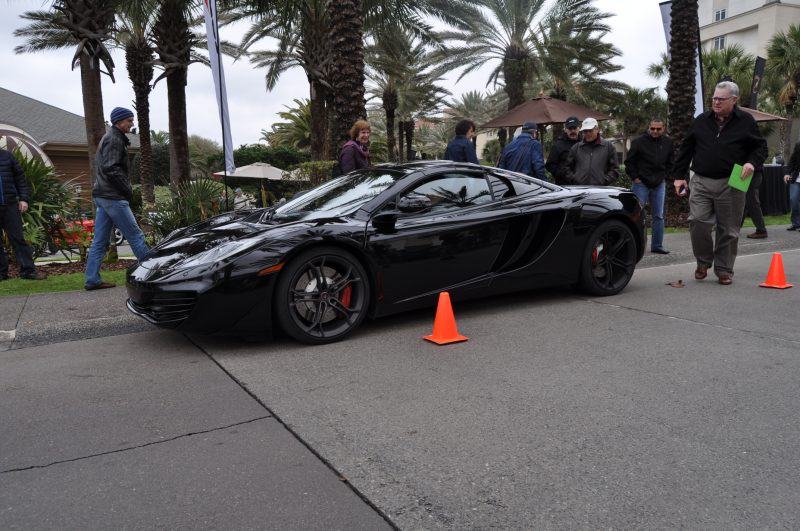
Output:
(341, 285), (352, 308)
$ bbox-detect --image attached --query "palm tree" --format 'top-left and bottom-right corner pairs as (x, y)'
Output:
(116, 1), (158, 207)
(262, 98), (313, 150)
(666, 0), (699, 152)
(666, 0), (699, 222)
(14, 1), (116, 184)
(702, 45), (756, 105)
(441, 0), (616, 111)
(767, 24), (800, 158)
(151, 0), (196, 187)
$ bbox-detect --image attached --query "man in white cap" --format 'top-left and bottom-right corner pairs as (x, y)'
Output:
(565, 117), (619, 186)
(84, 106), (150, 290)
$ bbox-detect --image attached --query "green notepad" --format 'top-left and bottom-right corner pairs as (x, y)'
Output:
(728, 164), (752, 192)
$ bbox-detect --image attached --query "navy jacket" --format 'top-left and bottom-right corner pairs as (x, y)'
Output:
(0, 148), (30, 206)
(498, 133), (546, 179)
(444, 136), (479, 164)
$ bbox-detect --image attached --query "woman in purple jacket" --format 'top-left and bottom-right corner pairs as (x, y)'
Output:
(339, 120), (371, 173)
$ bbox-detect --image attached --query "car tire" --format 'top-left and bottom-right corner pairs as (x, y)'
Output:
(114, 227), (125, 246)
(274, 246), (370, 344)
(579, 220), (637, 296)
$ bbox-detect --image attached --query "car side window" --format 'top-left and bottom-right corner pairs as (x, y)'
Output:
(401, 173), (492, 214)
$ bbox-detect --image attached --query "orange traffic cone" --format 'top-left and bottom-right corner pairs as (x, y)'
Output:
(759, 252), (793, 289)
(423, 292), (468, 345)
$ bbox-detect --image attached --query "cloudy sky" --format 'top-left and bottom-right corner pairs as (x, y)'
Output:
(0, 0), (668, 146)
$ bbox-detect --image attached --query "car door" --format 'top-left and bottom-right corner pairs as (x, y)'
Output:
(366, 171), (520, 308)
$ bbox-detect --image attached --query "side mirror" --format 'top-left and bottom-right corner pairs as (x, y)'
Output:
(372, 211), (398, 233)
(397, 193), (432, 213)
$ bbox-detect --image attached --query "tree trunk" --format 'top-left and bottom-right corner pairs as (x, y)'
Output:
(384, 89), (398, 162)
(79, 54), (106, 189)
(327, 0), (367, 150)
(166, 69), (190, 187)
(404, 120), (414, 161)
(310, 78), (328, 161)
(503, 44), (527, 110)
(666, 0), (699, 225)
(398, 120), (405, 162)
(498, 127), (508, 151)
(126, 40), (155, 208)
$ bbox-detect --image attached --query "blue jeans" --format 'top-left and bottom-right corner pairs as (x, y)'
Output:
(85, 197), (150, 287)
(790, 182), (800, 227)
(632, 181), (666, 250)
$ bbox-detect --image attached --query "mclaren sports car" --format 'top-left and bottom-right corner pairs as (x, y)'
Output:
(126, 161), (645, 344)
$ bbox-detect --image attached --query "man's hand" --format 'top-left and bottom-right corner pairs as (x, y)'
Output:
(784, 174), (792, 184)
(741, 162), (755, 179)
(673, 179), (688, 197)
(18, 201), (28, 213)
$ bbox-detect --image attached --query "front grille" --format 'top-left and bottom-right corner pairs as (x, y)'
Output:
(128, 291), (197, 325)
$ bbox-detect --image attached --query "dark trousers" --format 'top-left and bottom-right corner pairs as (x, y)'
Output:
(741, 171), (766, 232)
(0, 203), (36, 276)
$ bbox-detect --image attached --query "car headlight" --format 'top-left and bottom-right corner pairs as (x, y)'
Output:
(175, 236), (264, 270)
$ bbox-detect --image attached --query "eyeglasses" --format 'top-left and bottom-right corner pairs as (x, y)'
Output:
(711, 96), (733, 103)
(649, 127), (663, 131)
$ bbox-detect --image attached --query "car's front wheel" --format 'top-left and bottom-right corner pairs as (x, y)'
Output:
(579, 220), (637, 296)
(274, 247), (370, 344)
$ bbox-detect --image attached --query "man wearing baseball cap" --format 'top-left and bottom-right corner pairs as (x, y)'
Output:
(84, 106), (150, 290)
(545, 116), (581, 185)
(565, 117), (619, 186)
(497, 121), (546, 179)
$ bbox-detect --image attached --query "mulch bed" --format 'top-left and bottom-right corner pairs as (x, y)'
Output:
(5, 259), (133, 278)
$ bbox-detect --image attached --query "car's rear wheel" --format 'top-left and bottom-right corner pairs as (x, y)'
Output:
(274, 247), (370, 344)
(579, 220), (637, 296)
(113, 227), (125, 246)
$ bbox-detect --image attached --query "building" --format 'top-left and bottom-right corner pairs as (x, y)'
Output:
(699, 0), (800, 56)
(0, 87), (139, 202)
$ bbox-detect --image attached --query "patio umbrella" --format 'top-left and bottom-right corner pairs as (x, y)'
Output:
(739, 107), (787, 122)
(213, 162), (307, 207)
(480, 96), (610, 128)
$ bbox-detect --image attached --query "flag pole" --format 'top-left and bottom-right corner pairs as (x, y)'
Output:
(204, 0), (234, 211)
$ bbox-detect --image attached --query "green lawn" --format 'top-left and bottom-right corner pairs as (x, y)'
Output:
(0, 269), (128, 297)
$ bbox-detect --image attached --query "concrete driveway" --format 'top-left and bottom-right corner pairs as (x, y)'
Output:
(2, 229), (799, 529)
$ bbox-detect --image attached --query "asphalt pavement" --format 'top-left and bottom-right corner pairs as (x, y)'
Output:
(2, 226), (799, 529)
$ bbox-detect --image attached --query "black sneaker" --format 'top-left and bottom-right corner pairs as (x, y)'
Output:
(788, 225), (800, 231)
(651, 248), (670, 254)
(0, 274), (8, 281)
(20, 271), (47, 280)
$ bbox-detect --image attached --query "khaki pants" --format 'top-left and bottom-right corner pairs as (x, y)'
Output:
(688, 174), (746, 276)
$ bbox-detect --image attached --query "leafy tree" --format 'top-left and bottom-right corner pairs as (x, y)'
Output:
(609, 87), (667, 160)
(767, 23), (800, 158)
(262, 99), (312, 150)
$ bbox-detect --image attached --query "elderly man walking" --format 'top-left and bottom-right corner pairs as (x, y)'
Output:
(672, 81), (767, 285)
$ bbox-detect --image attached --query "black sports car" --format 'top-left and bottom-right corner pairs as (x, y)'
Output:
(127, 161), (645, 344)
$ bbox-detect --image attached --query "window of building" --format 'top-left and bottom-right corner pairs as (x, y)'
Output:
(714, 8), (727, 22)
(713, 35), (726, 50)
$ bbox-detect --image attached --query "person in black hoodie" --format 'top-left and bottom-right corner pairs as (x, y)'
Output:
(84, 107), (150, 290)
(545, 116), (580, 185)
(672, 81), (767, 285)
(0, 148), (46, 280)
(625, 118), (674, 254)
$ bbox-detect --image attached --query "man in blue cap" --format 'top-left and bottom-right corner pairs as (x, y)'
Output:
(497, 121), (546, 180)
(84, 106), (150, 290)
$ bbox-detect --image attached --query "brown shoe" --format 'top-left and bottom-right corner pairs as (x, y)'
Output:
(718, 274), (733, 285)
(695, 264), (709, 280)
(746, 231), (767, 239)
(85, 281), (116, 291)
(21, 271), (47, 280)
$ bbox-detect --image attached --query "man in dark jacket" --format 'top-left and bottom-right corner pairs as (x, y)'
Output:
(565, 117), (619, 186)
(626, 118), (674, 254)
(672, 81), (768, 285)
(444, 119), (479, 164)
(498, 122), (546, 179)
(84, 107), (150, 290)
(0, 148), (46, 280)
(545, 116), (580, 185)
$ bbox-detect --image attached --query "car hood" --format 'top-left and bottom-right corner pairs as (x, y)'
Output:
(137, 214), (334, 272)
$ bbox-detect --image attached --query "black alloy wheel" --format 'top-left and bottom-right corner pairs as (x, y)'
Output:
(274, 247), (370, 344)
(579, 220), (637, 296)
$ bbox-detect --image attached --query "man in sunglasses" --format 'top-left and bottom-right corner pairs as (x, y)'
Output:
(545, 116), (581, 185)
(672, 81), (767, 286)
(625, 118), (674, 254)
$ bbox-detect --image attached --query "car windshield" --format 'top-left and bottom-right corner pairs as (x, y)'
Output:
(270, 170), (401, 222)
